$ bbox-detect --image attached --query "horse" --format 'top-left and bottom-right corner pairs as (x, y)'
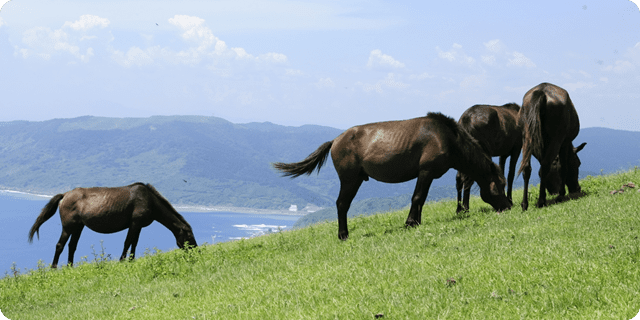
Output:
(28, 182), (197, 268)
(546, 142), (587, 195)
(518, 83), (583, 210)
(455, 103), (522, 213)
(273, 112), (512, 240)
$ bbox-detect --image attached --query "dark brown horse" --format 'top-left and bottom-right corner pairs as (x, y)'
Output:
(455, 103), (522, 213)
(518, 83), (583, 210)
(273, 112), (512, 240)
(28, 183), (197, 268)
(546, 142), (587, 195)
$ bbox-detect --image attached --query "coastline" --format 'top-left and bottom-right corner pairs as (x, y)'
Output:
(173, 205), (308, 216)
(0, 189), (310, 216)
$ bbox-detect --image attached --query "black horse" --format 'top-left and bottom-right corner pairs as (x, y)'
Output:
(546, 142), (587, 195)
(273, 112), (512, 240)
(28, 183), (197, 268)
(518, 83), (584, 210)
(455, 103), (522, 213)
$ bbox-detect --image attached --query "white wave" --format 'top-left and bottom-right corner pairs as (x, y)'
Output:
(232, 223), (288, 238)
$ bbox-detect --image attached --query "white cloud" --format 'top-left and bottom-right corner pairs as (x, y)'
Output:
(15, 15), (110, 62)
(231, 47), (253, 60)
(165, 15), (287, 66)
(436, 44), (475, 66)
(484, 39), (504, 53)
(367, 49), (405, 69)
(357, 73), (409, 93)
(316, 77), (335, 89)
(112, 46), (154, 67)
(460, 74), (487, 89)
(602, 42), (640, 73)
(481, 55), (496, 66)
(603, 60), (635, 73)
(259, 52), (287, 63)
(579, 70), (591, 78)
(63, 15), (110, 31)
(19, 27), (80, 60)
(507, 51), (536, 68)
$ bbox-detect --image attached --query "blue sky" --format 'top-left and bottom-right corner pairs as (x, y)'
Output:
(0, 0), (639, 130)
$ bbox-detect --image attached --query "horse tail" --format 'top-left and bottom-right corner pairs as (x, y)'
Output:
(28, 194), (64, 243)
(272, 140), (333, 178)
(518, 90), (546, 176)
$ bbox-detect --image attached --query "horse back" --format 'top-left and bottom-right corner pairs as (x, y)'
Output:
(459, 104), (521, 156)
(59, 184), (152, 233)
(331, 116), (455, 183)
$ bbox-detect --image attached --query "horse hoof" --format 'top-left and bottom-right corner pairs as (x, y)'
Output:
(521, 203), (528, 211)
(338, 232), (349, 241)
(405, 220), (420, 228)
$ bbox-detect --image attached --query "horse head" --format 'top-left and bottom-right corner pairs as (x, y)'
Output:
(547, 142), (587, 195)
(177, 227), (198, 249)
(478, 162), (512, 211)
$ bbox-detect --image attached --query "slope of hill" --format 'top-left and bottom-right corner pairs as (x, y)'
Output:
(2, 170), (639, 319)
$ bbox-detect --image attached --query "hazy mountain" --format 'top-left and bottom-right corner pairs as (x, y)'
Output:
(0, 116), (637, 211)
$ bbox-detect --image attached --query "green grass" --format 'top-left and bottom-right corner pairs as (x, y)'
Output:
(2, 169), (640, 319)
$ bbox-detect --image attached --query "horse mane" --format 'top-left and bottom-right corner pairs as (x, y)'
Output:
(143, 183), (191, 227)
(501, 103), (520, 111)
(426, 112), (460, 136)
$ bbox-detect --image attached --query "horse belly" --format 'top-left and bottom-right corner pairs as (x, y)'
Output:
(362, 152), (421, 183)
(81, 210), (131, 234)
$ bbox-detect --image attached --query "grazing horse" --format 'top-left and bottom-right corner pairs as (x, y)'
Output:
(518, 83), (583, 210)
(455, 103), (522, 213)
(546, 142), (587, 195)
(273, 112), (512, 240)
(28, 183), (197, 268)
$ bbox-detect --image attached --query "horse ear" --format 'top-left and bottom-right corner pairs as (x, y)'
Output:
(574, 142), (586, 153)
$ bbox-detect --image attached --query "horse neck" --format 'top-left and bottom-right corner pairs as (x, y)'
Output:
(153, 202), (190, 236)
(454, 131), (494, 184)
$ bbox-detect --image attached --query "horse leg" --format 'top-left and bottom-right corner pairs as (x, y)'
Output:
(66, 226), (84, 267)
(129, 228), (142, 260)
(335, 178), (363, 241)
(462, 181), (471, 213)
(120, 227), (141, 261)
(52, 230), (71, 269)
(506, 152), (519, 205)
(499, 156), (507, 176)
(537, 143), (562, 208)
(521, 163), (531, 211)
(405, 171), (434, 227)
(554, 142), (573, 203)
(455, 172), (464, 213)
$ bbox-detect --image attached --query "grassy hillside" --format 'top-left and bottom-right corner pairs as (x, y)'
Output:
(2, 169), (640, 319)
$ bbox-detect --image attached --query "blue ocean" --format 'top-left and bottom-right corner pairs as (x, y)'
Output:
(0, 192), (300, 275)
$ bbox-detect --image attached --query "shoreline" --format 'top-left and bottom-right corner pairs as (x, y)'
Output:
(173, 205), (308, 216)
(0, 189), (310, 216)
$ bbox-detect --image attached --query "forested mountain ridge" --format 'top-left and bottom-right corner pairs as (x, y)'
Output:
(0, 115), (637, 211)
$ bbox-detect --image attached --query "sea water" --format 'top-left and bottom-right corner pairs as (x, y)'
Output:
(0, 192), (300, 275)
